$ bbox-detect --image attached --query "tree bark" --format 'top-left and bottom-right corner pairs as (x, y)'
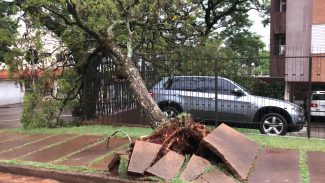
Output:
(103, 37), (168, 129)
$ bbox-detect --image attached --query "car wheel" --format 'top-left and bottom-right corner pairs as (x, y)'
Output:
(259, 113), (288, 135)
(161, 106), (179, 118)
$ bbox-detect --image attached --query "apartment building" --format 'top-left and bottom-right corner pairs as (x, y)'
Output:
(270, 0), (325, 101)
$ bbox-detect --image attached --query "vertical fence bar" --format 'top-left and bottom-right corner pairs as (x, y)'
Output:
(307, 56), (313, 138)
(214, 58), (219, 125)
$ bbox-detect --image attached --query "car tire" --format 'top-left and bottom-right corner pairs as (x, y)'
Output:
(259, 113), (288, 135)
(161, 106), (179, 118)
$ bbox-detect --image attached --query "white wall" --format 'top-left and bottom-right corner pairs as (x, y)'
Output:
(0, 80), (24, 106)
(312, 24), (325, 54)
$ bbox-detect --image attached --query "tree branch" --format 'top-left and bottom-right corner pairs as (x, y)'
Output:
(65, 0), (103, 41)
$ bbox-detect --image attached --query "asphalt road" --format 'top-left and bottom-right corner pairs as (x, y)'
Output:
(0, 103), (22, 129)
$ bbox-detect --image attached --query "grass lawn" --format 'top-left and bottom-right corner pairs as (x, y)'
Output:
(248, 134), (325, 152)
(2, 125), (325, 183)
(7, 125), (153, 138)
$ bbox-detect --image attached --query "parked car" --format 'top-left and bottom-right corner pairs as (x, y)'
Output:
(311, 91), (325, 117)
(151, 76), (305, 135)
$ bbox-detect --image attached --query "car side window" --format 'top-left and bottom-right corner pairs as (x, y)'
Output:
(167, 78), (184, 90)
(217, 78), (236, 95)
(312, 94), (325, 100)
(167, 77), (212, 92)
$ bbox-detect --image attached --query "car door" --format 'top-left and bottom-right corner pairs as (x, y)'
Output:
(214, 78), (252, 123)
(186, 77), (215, 120)
(165, 77), (202, 115)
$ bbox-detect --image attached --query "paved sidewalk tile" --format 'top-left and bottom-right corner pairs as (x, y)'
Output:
(248, 148), (300, 183)
(180, 155), (211, 181)
(0, 132), (28, 142)
(20, 135), (103, 162)
(146, 151), (185, 180)
(0, 134), (50, 152)
(0, 134), (76, 160)
(307, 151), (325, 183)
(59, 138), (129, 166)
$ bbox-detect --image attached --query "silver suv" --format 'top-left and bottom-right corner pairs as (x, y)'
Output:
(151, 76), (305, 135)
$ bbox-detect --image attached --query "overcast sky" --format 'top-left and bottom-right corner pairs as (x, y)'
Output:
(249, 10), (270, 49)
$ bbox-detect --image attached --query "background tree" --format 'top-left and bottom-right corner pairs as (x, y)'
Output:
(0, 1), (20, 73)
(4, 0), (269, 128)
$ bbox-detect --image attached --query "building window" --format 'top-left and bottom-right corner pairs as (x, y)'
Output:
(273, 34), (286, 55)
(280, 0), (286, 12)
(274, 0), (286, 12)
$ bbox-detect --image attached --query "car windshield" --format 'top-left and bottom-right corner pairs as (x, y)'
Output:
(312, 94), (325, 100)
(230, 80), (249, 95)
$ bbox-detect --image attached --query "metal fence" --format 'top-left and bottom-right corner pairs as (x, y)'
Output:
(83, 51), (325, 139)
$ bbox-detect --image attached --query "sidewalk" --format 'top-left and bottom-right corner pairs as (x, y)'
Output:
(0, 131), (130, 182)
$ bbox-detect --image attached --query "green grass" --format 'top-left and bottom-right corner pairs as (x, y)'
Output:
(0, 159), (101, 174)
(118, 156), (129, 179)
(8, 125), (153, 138)
(247, 134), (325, 152)
(299, 150), (309, 183)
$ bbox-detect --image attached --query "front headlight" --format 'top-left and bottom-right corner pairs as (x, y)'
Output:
(293, 106), (304, 115)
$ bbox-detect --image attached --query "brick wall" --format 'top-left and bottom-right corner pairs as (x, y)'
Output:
(313, 0), (325, 24)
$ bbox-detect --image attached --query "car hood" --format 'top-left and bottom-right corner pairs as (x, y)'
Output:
(251, 95), (301, 109)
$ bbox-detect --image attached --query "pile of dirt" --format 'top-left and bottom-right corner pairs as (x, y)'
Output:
(141, 118), (211, 160)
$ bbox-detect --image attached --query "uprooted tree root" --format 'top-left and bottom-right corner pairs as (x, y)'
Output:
(141, 118), (211, 162)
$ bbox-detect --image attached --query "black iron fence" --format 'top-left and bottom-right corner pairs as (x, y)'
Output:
(82, 51), (325, 139)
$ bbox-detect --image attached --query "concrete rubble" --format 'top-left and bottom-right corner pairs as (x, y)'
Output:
(146, 150), (185, 180)
(127, 141), (162, 175)
(121, 120), (260, 182)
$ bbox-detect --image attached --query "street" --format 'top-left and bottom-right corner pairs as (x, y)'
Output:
(0, 104), (22, 129)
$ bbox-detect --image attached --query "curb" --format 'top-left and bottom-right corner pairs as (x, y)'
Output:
(0, 163), (139, 183)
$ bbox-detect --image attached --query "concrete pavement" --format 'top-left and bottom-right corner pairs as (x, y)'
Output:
(0, 104), (22, 129)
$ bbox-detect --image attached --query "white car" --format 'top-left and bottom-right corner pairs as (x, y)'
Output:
(311, 91), (325, 117)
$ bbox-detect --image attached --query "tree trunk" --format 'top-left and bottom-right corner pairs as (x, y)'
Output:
(104, 38), (168, 129)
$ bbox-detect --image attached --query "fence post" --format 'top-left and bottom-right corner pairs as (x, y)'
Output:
(307, 56), (312, 138)
(214, 58), (219, 126)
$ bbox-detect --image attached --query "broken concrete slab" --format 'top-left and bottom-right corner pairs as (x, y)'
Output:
(192, 169), (236, 183)
(180, 155), (211, 181)
(191, 177), (208, 183)
(128, 141), (162, 175)
(146, 150), (185, 180)
(202, 123), (259, 181)
(248, 148), (300, 183)
(307, 151), (325, 183)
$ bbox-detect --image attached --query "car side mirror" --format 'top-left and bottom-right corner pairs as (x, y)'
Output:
(231, 88), (244, 96)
